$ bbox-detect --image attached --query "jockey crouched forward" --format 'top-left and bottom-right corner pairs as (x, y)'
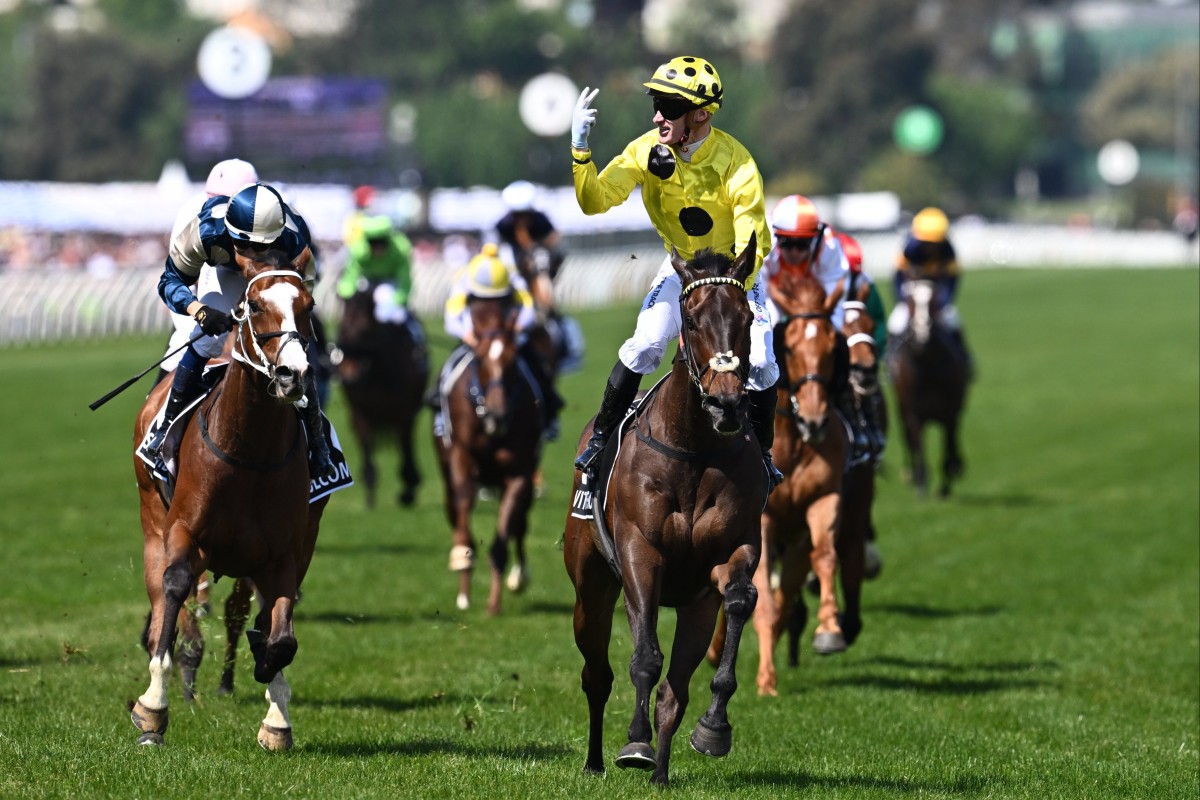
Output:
(137, 182), (336, 480)
(430, 243), (564, 440)
(889, 206), (973, 375)
(764, 194), (885, 461)
(568, 56), (783, 490)
(335, 213), (427, 370)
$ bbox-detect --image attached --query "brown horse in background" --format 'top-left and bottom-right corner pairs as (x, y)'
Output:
(434, 296), (546, 615)
(131, 251), (327, 750)
(713, 269), (849, 697)
(886, 279), (969, 498)
(335, 281), (428, 507)
(563, 239), (766, 786)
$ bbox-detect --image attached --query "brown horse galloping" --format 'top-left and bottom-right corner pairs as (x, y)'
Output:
(131, 250), (327, 750)
(434, 297), (546, 615)
(563, 238), (767, 786)
(886, 279), (970, 498)
(335, 281), (428, 508)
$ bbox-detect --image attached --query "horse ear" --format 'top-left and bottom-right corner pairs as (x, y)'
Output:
(669, 246), (687, 275)
(732, 232), (757, 284)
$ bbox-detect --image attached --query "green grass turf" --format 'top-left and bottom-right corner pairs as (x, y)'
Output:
(0, 267), (1195, 799)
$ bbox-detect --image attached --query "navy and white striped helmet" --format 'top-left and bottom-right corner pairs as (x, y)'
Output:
(225, 183), (285, 243)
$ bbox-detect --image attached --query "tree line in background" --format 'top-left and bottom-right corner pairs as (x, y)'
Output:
(0, 0), (1194, 224)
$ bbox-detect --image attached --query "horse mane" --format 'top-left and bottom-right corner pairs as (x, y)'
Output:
(239, 248), (301, 279)
(687, 248), (736, 279)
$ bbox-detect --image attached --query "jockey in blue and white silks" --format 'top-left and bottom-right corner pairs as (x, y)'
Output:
(138, 182), (335, 480)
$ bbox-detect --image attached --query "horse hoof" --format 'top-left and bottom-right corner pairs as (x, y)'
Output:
(614, 741), (655, 770)
(456, 593), (470, 611)
(690, 718), (732, 758)
(449, 545), (475, 572)
(864, 542), (883, 580)
(505, 565), (529, 593)
(812, 631), (847, 654)
(136, 731), (164, 746)
(257, 723), (293, 752)
(130, 701), (168, 736)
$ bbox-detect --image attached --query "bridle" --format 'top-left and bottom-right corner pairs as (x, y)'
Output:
(230, 269), (311, 393)
(774, 307), (835, 426)
(677, 276), (749, 401)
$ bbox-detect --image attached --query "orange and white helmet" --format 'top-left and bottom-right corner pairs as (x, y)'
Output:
(770, 194), (823, 238)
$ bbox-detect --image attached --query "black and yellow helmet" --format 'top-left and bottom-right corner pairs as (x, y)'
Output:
(643, 56), (723, 111)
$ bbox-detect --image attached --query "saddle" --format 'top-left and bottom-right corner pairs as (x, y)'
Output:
(135, 363), (352, 507)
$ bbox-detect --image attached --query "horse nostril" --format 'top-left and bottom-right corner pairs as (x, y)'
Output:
(275, 366), (295, 382)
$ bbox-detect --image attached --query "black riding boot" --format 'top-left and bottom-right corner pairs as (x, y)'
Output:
(749, 387), (785, 493)
(863, 387), (887, 458)
(574, 361), (641, 473)
(301, 377), (337, 480)
(138, 350), (204, 467)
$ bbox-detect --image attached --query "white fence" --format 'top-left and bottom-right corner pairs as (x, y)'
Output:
(1, 228), (1195, 346)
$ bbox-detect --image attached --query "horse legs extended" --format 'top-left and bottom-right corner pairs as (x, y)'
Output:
(354, 417), (378, 509)
(257, 670), (294, 752)
(566, 537), (622, 776)
(940, 417), (965, 499)
(617, 560), (665, 772)
(445, 450), (477, 611)
(837, 464), (871, 647)
(807, 493), (846, 654)
(247, 573), (298, 686)
(488, 475), (534, 615)
(690, 543), (759, 772)
(902, 411), (929, 498)
(650, 591), (722, 786)
(750, 513), (782, 695)
(219, 577), (255, 696)
(396, 421), (420, 507)
(132, 536), (197, 745)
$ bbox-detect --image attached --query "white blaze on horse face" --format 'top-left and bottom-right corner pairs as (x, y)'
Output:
(488, 338), (504, 362)
(260, 282), (309, 372)
(845, 309), (860, 324)
(805, 321), (818, 340)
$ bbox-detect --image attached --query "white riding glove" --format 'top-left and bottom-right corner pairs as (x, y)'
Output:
(571, 87), (599, 150)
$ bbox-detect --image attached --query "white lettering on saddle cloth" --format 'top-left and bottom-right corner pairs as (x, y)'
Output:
(570, 486), (594, 520)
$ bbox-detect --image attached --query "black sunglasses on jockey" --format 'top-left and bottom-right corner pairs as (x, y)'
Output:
(652, 95), (698, 121)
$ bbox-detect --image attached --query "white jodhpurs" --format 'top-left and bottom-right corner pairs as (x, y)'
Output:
(617, 256), (778, 392)
(161, 265), (247, 369)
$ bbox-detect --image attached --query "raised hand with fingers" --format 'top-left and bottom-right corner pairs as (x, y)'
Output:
(571, 87), (600, 150)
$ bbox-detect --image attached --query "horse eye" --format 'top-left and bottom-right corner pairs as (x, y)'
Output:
(685, 316), (697, 331)
(247, 300), (261, 314)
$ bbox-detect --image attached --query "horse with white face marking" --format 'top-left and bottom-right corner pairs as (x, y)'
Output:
(131, 248), (327, 750)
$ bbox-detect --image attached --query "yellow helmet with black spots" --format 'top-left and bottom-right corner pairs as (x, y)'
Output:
(466, 243), (513, 298)
(643, 56), (723, 111)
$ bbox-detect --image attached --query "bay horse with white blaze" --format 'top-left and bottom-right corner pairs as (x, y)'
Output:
(563, 238), (767, 786)
(434, 295), (546, 615)
(886, 278), (970, 498)
(131, 249), (327, 750)
(335, 280), (428, 507)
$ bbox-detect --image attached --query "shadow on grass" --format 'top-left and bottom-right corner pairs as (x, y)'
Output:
(689, 768), (998, 795)
(823, 674), (1050, 694)
(523, 600), (575, 615)
(303, 737), (572, 760)
(313, 541), (417, 557)
(867, 655), (1061, 673)
(871, 603), (1002, 619)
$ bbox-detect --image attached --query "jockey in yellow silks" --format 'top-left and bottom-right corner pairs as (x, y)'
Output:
(568, 56), (781, 489)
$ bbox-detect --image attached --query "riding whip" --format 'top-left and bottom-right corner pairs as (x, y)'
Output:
(88, 333), (204, 411)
